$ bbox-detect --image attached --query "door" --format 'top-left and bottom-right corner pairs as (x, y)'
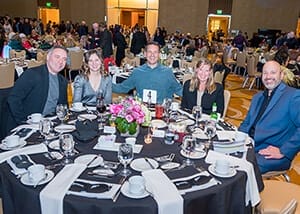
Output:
(207, 15), (231, 42)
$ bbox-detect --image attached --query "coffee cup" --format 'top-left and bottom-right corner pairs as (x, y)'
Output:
(27, 113), (42, 123)
(125, 137), (136, 146)
(164, 129), (176, 145)
(128, 175), (145, 195)
(3, 135), (20, 148)
(235, 131), (248, 142)
(170, 102), (179, 111)
(28, 164), (45, 183)
(215, 160), (230, 175)
(72, 102), (83, 110)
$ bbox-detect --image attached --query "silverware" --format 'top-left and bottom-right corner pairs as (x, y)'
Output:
(144, 158), (155, 169)
(86, 155), (101, 167)
(112, 176), (127, 202)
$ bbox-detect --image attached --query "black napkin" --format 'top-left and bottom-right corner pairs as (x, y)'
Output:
(11, 155), (33, 169)
(174, 175), (212, 190)
(73, 120), (99, 142)
(70, 181), (111, 193)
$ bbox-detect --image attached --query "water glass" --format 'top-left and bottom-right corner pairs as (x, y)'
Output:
(204, 120), (217, 149)
(181, 135), (196, 166)
(192, 105), (202, 128)
(39, 118), (52, 145)
(59, 134), (75, 164)
(118, 143), (133, 176)
(56, 104), (67, 125)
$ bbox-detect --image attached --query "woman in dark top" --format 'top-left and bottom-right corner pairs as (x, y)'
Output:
(181, 58), (224, 116)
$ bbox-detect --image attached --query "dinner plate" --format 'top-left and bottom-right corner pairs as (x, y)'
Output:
(180, 149), (206, 159)
(0, 139), (26, 151)
(21, 170), (54, 186)
(151, 120), (167, 129)
(130, 158), (159, 172)
(121, 181), (149, 199)
(208, 165), (237, 178)
(48, 140), (60, 150)
(54, 125), (76, 133)
(176, 119), (195, 126)
(74, 154), (104, 168)
(160, 162), (180, 170)
(26, 118), (42, 125)
(78, 114), (97, 121)
(69, 106), (87, 112)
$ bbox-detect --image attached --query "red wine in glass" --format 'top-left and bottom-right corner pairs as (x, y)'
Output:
(97, 105), (106, 113)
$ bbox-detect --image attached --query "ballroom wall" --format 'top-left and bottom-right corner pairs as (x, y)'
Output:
(0, 0), (37, 18)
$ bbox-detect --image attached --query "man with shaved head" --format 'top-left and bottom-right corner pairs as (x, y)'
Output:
(239, 60), (300, 173)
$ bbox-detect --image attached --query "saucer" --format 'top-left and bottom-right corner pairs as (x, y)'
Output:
(78, 114), (97, 121)
(176, 119), (195, 126)
(21, 170), (54, 186)
(0, 139), (26, 150)
(130, 158), (159, 172)
(74, 154), (103, 168)
(208, 165), (237, 178)
(26, 118), (42, 125)
(54, 125), (76, 133)
(48, 140), (60, 150)
(70, 106), (87, 112)
(151, 120), (167, 129)
(121, 181), (149, 199)
(180, 149), (206, 159)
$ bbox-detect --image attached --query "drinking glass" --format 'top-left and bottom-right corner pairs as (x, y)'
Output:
(56, 104), (67, 125)
(181, 135), (196, 166)
(163, 98), (172, 123)
(96, 93), (106, 130)
(39, 118), (52, 145)
(59, 134), (75, 164)
(192, 105), (202, 128)
(118, 143), (133, 176)
(204, 120), (217, 150)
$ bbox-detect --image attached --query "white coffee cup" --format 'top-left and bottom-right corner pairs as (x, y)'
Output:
(125, 137), (136, 146)
(215, 160), (230, 175)
(27, 113), (42, 123)
(3, 135), (20, 148)
(28, 164), (45, 183)
(171, 102), (179, 111)
(128, 175), (145, 195)
(235, 131), (248, 142)
(72, 102), (83, 110)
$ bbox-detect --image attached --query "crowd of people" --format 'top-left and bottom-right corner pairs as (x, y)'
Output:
(1, 13), (300, 175)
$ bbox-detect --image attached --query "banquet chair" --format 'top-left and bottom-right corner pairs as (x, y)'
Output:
(242, 55), (261, 90)
(257, 180), (300, 214)
(36, 50), (47, 63)
(0, 62), (15, 89)
(214, 71), (225, 84)
(27, 60), (45, 69)
(9, 49), (26, 59)
(234, 51), (246, 75)
(182, 73), (192, 84)
(223, 90), (231, 119)
(68, 49), (84, 81)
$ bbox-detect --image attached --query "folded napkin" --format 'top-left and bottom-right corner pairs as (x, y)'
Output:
(216, 131), (235, 141)
(0, 143), (48, 164)
(93, 142), (143, 154)
(7, 154), (34, 175)
(142, 169), (183, 214)
(205, 150), (260, 206)
(40, 163), (87, 214)
(67, 178), (120, 199)
(73, 120), (99, 142)
(172, 171), (219, 195)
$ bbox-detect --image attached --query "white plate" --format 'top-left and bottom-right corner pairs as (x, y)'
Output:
(177, 119), (195, 126)
(26, 118), (42, 125)
(180, 149), (206, 159)
(54, 125), (76, 133)
(21, 170), (54, 186)
(130, 158), (159, 172)
(0, 139), (26, 150)
(208, 165), (237, 178)
(74, 154), (103, 168)
(78, 114), (97, 121)
(48, 140), (60, 150)
(70, 106), (87, 112)
(151, 120), (167, 129)
(121, 181), (149, 199)
(160, 162), (180, 170)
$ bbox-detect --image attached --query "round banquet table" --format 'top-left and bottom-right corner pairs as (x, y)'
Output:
(0, 116), (264, 214)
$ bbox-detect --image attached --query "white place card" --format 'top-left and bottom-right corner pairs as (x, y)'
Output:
(143, 89), (157, 104)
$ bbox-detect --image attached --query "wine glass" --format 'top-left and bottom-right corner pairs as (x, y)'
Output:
(181, 135), (196, 166)
(59, 133), (75, 164)
(204, 119), (217, 150)
(96, 93), (106, 130)
(56, 104), (67, 125)
(118, 143), (133, 176)
(39, 118), (52, 145)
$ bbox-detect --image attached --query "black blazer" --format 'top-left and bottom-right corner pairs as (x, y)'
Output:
(6, 65), (68, 132)
(181, 80), (224, 116)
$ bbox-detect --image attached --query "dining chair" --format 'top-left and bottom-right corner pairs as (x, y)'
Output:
(257, 180), (300, 214)
(68, 49), (84, 81)
(0, 62), (15, 89)
(9, 49), (26, 59)
(242, 55), (261, 90)
(36, 49), (47, 63)
(214, 71), (225, 84)
(234, 51), (247, 75)
(27, 60), (45, 69)
(223, 90), (231, 119)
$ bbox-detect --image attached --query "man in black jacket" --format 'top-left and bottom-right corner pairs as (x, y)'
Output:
(99, 22), (113, 59)
(6, 46), (68, 133)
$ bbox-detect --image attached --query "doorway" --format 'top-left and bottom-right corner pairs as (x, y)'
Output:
(38, 7), (60, 28)
(120, 9), (145, 27)
(207, 14), (231, 42)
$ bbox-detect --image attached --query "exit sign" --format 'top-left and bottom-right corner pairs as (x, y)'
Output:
(46, 2), (52, 8)
(216, 10), (223, 15)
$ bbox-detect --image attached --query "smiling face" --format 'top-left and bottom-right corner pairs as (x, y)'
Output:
(88, 53), (102, 73)
(46, 47), (68, 74)
(144, 44), (160, 68)
(196, 63), (212, 83)
(262, 61), (283, 92)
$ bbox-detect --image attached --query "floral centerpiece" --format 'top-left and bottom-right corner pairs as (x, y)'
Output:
(109, 97), (150, 136)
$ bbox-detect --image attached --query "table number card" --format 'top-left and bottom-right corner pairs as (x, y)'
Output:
(142, 89), (157, 104)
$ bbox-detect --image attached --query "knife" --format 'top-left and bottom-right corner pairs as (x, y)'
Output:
(112, 176), (127, 202)
(144, 158), (155, 169)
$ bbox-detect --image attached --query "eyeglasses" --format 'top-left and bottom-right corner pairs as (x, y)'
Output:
(173, 175), (212, 190)
(70, 181), (112, 193)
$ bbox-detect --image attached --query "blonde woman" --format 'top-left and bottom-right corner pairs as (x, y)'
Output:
(181, 58), (224, 116)
(73, 49), (112, 106)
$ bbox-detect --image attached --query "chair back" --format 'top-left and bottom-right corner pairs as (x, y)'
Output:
(69, 49), (84, 71)
(223, 89), (231, 118)
(0, 62), (15, 89)
(9, 49), (26, 59)
(236, 51), (246, 67)
(182, 73), (193, 84)
(214, 71), (225, 84)
(246, 55), (256, 76)
(36, 50), (47, 63)
(27, 60), (45, 69)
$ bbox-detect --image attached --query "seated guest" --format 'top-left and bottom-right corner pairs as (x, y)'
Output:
(113, 41), (182, 103)
(73, 49), (112, 106)
(181, 58), (224, 116)
(6, 46), (68, 132)
(239, 61), (300, 173)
